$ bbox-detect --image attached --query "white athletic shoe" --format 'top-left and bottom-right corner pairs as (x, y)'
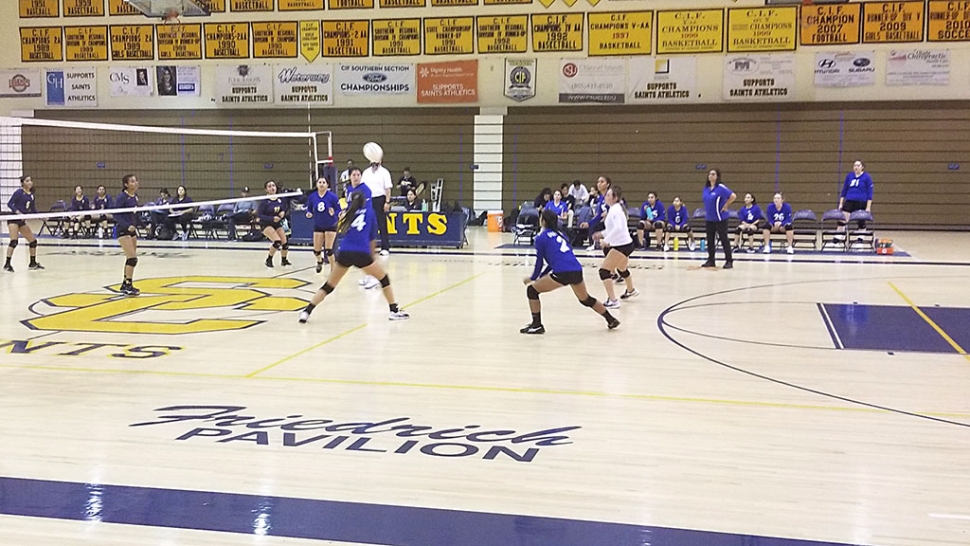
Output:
(663, 243), (670, 252)
(688, 241), (696, 251)
(363, 276), (381, 290)
(389, 309), (410, 320)
(763, 244), (772, 254)
(786, 246), (794, 255)
(298, 311), (310, 324)
(358, 278), (368, 286)
(620, 288), (639, 300)
(604, 299), (620, 309)
(379, 249), (390, 256)
(586, 244), (596, 251)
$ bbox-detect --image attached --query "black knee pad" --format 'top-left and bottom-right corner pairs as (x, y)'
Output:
(126, 257), (138, 267)
(598, 268), (612, 280)
(272, 240), (282, 250)
(281, 243), (289, 251)
(8, 240), (18, 249)
(313, 250), (322, 257)
(379, 275), (390, 288)
(321, 283), (335, 294)
(28, 241), (37, 249)
(527, 285), (540, 300)
(619, 269), (630, 279)
(324, 249), (333, 256)
(580, 296), (597, 308)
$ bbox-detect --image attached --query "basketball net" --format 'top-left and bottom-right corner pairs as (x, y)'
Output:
(162, 7), (181, 26)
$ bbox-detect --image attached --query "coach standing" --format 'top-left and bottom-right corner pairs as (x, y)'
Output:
(701, 168), (736, 270)
(363, 159), (393, 255)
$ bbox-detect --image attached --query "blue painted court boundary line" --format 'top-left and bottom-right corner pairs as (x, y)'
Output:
(0, 477), (866, 546)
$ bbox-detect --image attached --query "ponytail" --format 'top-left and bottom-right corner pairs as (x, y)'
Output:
(338, 191), (365, 234)
(540, 209), (562, 235)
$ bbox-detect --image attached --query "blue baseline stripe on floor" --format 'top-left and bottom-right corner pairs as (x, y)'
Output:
(0, 477), (866, 546)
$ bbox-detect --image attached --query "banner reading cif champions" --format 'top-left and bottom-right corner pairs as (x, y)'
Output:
(336, 64), (414, 96)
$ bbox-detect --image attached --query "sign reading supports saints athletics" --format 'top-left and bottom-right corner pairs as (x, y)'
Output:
(205, 23), (250, 59)
(64, 26), (108, 62)
(928, 1), (970, 42)
(656, 9), (724, 54)
(372, 19), (422, 56)
(801, 3), (861, 46)
(727, 7), (797, 52)
(110, 25), (155, 61)
(863, 1), (925, 43)
(588, 11), (652, 56)
(20, 0), (59, 18)
(158, 23), (203, 60)
(723, 53), (795, 101)
(20, 27), (63, 62)
(274, 64), (333, 105)
(477, 15), (528, 54)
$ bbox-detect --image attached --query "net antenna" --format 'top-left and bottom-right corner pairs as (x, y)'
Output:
(123, 0), (210, 20)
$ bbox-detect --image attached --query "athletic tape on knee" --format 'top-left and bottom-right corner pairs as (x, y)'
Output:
(28, 241), (37, 249)
(8, 240), (17, 249)
(379, 275), (390, 288)
(322, 283), (335, 294)
(272, 240), (282, 250)
(527, 285), (540, 300)
(580, 296), (597, 308)
(598, 268), (612, 280)
(125, 257), (138, 267)
(619, 269), (630, 279)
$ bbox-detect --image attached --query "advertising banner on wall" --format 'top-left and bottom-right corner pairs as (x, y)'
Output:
(273, 64), (333, 105)
(0, 69), (42, 98)
(558, 58), (625, 104)
(504, 59), (536, 102)
(108, 67), (153, 97)
(814, 51), (876, 87)
(723, 54), (795, 101)
(417, 60), (478, 104)
(215, 64), (273, 105)
(627, 56), (696, 103)
(335, 64), (414, 95)
(45, 68), (97, 107)
(886, 49), (950, 86)
(156, 66), (201, 97)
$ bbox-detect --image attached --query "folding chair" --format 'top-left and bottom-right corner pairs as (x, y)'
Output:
(39, 201), (68, 236)
(847, 211), (875, 252)
(725, 209), (740, 249)
(820, 209), (846, 251)
(791, 210), (819, 250)
(513, 206), (540, 245)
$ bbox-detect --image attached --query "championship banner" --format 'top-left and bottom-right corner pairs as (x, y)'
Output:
(63, 0), (104, 17)
(532, 13), (583, 52)
(886, 49), (950, 86)
(558, 58), (624, 104)
(656, 9), (723, 54)
(727, 7), (797, 52)
(627, 56), (696, 103)
(45, 68), (97, 107)
(424, 17), (475, 55)
(0, 68), (42, 98)
(335, 64), (414, 95)
(723, 54), (794, 101)
(322, 21), (370, 57)
(252, 22), (299, 59)
(65, 25), (109, 62)
(928, 1), (970, 42)
(279, 0), (325, 9)
(504, 58), (535, 102)
(477, 16), (528, 54)
(156, 66), (201, 97)
(417, 59), (477, 104)
(20, 27), (63, 62)
(329, 0), (374, 10)
(588, 11), (652, 56)
(863, 1), (925, 43)
(205, 23), (250, 59)
(158, 23), (204, 60)
(372, 19), (422, 56)
(230, 0), (273, 11)
(300, 21), (321, 62)
(216, 64), (272, 105)
(109, 67), (154, 97)
(110, 24), (154, 61)
(801, 3), (861, 46)
(20, 0), (59, 18)
(199, 0), (227, 12)
(814, 51), (875, 87)
(274, 64), (333, 105)
(108, 0), (141, 15)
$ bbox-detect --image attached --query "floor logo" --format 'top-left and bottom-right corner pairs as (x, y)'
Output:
(24, 276), (309, 335)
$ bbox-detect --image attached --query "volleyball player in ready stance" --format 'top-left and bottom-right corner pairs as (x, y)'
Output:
(306, 177), (339, 273)
(114, 174), (141, 296)
(521, 209), (620, 334)
(299, 191), (410, 323)
(4, 175), (43, 272)
(259, 180), (291, 268)
(599, 186), (638, 309)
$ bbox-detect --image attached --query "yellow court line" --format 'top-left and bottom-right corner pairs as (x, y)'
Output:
(244, 272), (486, 378)
(888, 282), (970, 362)
(2, 361), (969, 420)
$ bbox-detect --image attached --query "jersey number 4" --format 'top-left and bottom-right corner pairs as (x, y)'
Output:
(351, 211), (367, 232)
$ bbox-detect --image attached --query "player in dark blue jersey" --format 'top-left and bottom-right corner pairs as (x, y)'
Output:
(839, 159), (874, 229)
(4, 175), (43, 272)
(521, 209), (620, 334)
(93, 185), (113, 239)
(68, 185), (92, 238)
(762, 192), (794, 254)
(114, 174), (141, 296)
(736, 193), (765, 251)
(663, 196), (694, 251)
(636, 192), (666, 250)
(299, 191), (409, 323)
(258, 180), (291, 268)
(306, 177), (340, 273)
(346, 167), (381, 290)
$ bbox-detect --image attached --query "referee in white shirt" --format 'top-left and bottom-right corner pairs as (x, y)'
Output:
(361, 160), (393, 255)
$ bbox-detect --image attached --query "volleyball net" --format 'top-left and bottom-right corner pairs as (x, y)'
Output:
(0, 116), (333, 222)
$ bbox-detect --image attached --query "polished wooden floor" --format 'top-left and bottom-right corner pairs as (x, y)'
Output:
(0, 228), (968, 546)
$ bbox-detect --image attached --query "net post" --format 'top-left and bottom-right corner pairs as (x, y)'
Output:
(311, 134), (319, 186)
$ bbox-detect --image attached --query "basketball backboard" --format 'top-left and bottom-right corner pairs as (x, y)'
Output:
(124, 0), (210, 18)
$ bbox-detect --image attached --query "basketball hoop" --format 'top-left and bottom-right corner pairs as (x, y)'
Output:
(162, 7), (181, 25)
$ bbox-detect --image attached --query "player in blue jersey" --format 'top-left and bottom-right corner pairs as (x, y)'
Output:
(306, 176), (340, 273)
(521, 209), (620, 334)
(762, 192), (794, 254)
(4, 175), (43, 272)
(636, 192), (666, 250)
(299, 191), (409, 323)
(545, 189), (569, 224)
(663, 196), (694, 251)
(736, 193), (765, 252)
(839, 160), (873, 229)
(93, 184), (113, 239)
(258, 180), (291, 268)
(114, 174), (141, 295)
(68, 185), (91, 239)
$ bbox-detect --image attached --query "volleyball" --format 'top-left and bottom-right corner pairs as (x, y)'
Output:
(363, 142), (384, 163)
